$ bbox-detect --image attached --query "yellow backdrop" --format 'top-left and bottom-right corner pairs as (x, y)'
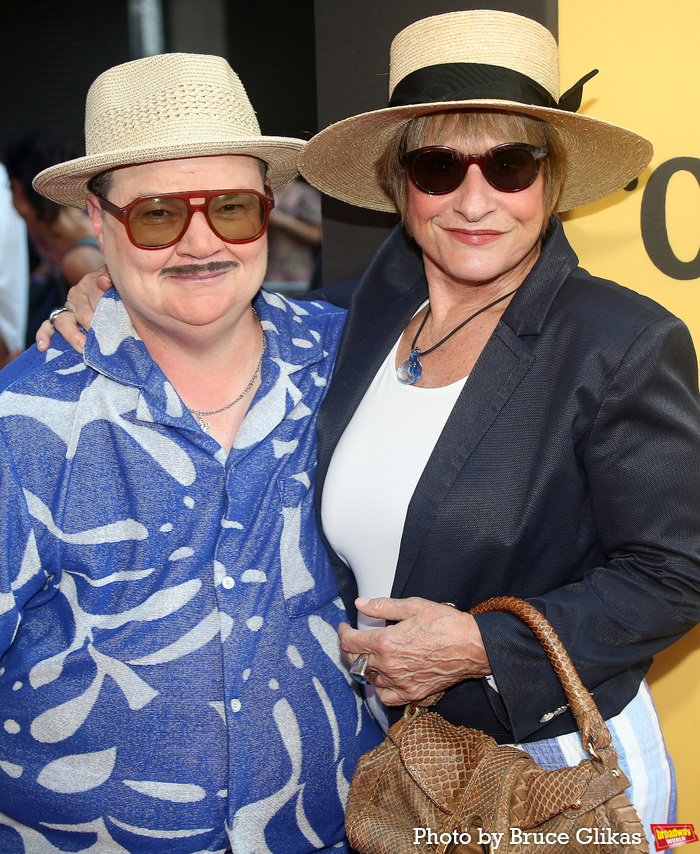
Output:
(559, 0), (700, 821)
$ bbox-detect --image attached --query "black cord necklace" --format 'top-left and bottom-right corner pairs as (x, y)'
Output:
(397, 288), (518, 385)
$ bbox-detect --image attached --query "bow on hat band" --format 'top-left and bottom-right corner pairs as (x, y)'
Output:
(388, 63), (599, 114)
(558, 68), (599, 112)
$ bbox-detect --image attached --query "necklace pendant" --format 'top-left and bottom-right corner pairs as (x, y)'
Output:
(397, 348), (422, 385)
(197, 415), (211, 434)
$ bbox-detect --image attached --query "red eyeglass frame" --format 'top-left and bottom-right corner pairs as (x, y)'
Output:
(95, 187), (275, 249)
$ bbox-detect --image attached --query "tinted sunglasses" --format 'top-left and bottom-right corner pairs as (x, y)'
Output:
(96, 187), (275, 249)
(401, 143), (547, 195)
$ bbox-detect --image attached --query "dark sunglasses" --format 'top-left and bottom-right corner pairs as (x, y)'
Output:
(96, 187), (275, 249)
(401, 143), (547, 195)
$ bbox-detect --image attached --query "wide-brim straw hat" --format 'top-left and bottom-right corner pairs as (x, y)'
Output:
(34, 53), (305, 209)
(298, 10), (653, 213)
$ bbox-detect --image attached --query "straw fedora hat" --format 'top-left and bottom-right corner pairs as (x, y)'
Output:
(297, 10), (653, 213)
(34, 53), (305, 209)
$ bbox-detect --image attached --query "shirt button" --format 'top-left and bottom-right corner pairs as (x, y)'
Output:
(222, 576), (235, 589)
(230, 699), (242, 712)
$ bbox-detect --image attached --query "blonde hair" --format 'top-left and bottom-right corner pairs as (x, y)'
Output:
(377, 110), (566, 231)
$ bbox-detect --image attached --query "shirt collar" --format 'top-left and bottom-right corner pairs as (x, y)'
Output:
(83, 286), (329, 387)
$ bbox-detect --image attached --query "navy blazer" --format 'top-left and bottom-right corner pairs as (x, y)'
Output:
(314, 219), (700, 743)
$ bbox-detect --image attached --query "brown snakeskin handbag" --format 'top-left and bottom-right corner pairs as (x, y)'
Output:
(345, 597), (648, 854)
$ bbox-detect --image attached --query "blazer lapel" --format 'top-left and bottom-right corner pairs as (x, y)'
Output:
(316, 228), (427, 490)
(391, 322), (535, 598)
(315, 229), (426, 620)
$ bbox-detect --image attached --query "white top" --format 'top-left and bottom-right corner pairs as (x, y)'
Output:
(322, 326), (467, 727)
(0, 165), (28, 353)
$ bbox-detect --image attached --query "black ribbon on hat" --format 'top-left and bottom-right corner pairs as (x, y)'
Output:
(388, 63), (599, 113)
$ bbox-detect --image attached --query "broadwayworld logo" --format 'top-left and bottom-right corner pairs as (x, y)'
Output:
(651, 824), (698, 851)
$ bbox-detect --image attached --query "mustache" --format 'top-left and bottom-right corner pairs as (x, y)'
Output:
(160, 261), (240, 276)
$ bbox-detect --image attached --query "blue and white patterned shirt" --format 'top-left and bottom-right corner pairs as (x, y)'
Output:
(0, 288), (381, 854)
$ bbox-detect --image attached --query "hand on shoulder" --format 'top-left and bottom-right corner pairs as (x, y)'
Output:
(36, 267), (112, 353)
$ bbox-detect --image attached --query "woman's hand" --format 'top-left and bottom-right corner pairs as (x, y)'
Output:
(338, 596), (492, 706)
(36, 267), (112, 353)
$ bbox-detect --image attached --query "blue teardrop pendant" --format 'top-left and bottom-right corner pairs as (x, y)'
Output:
(397, 348), (422, 385)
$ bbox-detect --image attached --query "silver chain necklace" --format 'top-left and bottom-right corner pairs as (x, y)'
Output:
(187, 308), (266, 434)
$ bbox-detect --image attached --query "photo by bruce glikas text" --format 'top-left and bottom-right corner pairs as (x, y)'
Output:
(413, 826), (645, 848)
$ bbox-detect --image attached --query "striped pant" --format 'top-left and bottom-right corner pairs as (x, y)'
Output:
(517, 681), (675, 845)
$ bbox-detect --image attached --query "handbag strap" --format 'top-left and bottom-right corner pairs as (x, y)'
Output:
(407, 598), (612, 755)
(470, 596), (611, 754)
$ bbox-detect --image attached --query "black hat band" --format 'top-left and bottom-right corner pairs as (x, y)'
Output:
(388, 63), (598, 113)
